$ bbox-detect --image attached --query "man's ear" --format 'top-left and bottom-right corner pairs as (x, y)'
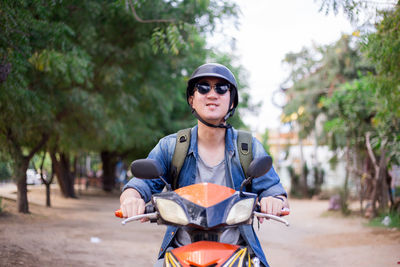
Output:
(188, 95), (194, 107)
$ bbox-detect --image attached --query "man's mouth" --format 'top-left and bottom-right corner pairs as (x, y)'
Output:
(206, 103), (218, 107)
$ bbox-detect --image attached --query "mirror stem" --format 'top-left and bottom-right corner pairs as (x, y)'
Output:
(239, 177), (252, 197)
(159, 176), (172, 191)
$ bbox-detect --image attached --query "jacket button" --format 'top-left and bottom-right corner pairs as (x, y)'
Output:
(171, 232), (174, 235)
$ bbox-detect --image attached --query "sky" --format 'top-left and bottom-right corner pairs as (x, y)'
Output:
(209, 0), (355, 133)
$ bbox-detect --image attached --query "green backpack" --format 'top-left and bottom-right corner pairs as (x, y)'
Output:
(170, 128), (253, 190)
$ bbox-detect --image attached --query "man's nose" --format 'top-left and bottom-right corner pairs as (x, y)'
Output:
(206, 85), (219, 97)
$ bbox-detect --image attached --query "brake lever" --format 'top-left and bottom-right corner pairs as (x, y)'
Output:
(121, 212), (158, 225)
(254, 205), (290, 226)
(254, 212), (290, 226)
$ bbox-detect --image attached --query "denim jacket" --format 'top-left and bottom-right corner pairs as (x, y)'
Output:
(123, 126), (287, 267)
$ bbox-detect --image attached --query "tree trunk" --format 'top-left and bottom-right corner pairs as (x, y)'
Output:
(50, 151), (76, 198)
(6, 129), (48, 213)
(367, 132), (389, 217)
(366, 132), (380, 217)
(45, 184), (51, 207)
(61, 153), (76, 198)
(353, 148), (364, 214)
(101, 151), (117, 192)
(341, 142), (351, 215)
(51, 151), (67, 197)
(15, 157), (30, 213)
(37, 151), (53, 207)
(377, 148), (389, 212)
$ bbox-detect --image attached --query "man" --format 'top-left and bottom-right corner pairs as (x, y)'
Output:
(120, 63), (288, 266)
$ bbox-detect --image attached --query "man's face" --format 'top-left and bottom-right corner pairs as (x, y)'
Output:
(189, 77), (232, 124)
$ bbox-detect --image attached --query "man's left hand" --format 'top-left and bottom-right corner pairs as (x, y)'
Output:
(258, 195), (288, 223)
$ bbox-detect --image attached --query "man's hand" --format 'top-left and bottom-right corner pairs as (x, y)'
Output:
(258, 195), (288, 223)
(120, 188), (145, 218)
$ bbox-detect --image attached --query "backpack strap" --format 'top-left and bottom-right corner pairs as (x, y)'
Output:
(237, 130), (253, 191)
(171, 128), (191, 190)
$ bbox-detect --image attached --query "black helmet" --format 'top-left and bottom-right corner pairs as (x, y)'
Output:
(186, 63), (238, 129)
(186, 63), (239, 110)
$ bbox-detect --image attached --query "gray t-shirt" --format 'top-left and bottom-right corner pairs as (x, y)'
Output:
(195, 155), (227, 185)
(175, 155), (240, 246)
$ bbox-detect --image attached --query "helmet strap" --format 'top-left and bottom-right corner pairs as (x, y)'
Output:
(191, 109), (232, 129)
(225, 107), (236, 121)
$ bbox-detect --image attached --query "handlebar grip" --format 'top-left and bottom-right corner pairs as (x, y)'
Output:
(115, 205), (155, 218)
(115, 209), (123, 218)
(281, 207), (290, 216)
(255, 205), (290, 216)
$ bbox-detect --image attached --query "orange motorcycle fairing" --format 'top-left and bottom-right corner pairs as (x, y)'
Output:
(164, 241), (251, 267)
(174, 183), (236, 208)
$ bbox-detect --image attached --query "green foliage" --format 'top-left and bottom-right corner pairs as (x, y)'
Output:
(362, 5), (400, 163)
(0, 160), (12, 182)
(287, 165), (301, 197)
(316, 0), (397, 24)
(315, 2), (400, 165)
(0, 0), (248, 172)
(283, 1), (400, 215)
(321, 77), (375, 150)
(281, 35), (368, 140)
(368, 212), (400, 229)
(317, 0), (368, 22)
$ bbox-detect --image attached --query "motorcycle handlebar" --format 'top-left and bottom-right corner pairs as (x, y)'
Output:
(115, 205), (155, 218)
(254, 211), (290, 226)
(121, 212), (158, 225)
(255, 205), (290, 216)
(115, 206), (290, 226)
(115, 207), (289, 218)
(281, 208), (290, 216)
(115, 209), (123, 218)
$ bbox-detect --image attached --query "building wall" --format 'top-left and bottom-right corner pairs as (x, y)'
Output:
(265, 129), (349, 194)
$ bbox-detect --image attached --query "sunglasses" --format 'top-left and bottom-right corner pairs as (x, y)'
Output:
(195, 82), (230, 95)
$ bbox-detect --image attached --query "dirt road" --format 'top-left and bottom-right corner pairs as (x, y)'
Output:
(0, 185), (399, 267)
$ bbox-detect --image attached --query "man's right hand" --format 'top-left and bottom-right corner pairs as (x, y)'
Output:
(119, 188), (145, 218)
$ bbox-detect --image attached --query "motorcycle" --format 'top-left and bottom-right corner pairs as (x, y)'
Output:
(115, 156), (289, 267)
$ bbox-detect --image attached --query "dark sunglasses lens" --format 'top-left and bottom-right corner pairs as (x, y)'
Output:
(196, 83), (211, 94)
(195, 82), (229, 95)
(215, 84), (230, 94)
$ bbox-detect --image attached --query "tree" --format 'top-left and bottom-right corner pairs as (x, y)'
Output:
(0, 0), (89, 212)
(318, 0), (400, 216)
(317, 0), (398, 24)
(0, 0), (250, 212)
(280, 35), (369, 198)
(321, 78), (376, 213)
(362, 4), (400, 215)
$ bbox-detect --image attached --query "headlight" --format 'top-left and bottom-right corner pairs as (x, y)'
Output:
(226, 198), (255, 225)
(155, 198), (189, 226)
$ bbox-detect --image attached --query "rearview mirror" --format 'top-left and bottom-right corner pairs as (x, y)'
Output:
(240, 156), (273, 196)
(130, 159), (163, 179)
(247, 156), (272, 179)
(130, 159), (172, 191)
